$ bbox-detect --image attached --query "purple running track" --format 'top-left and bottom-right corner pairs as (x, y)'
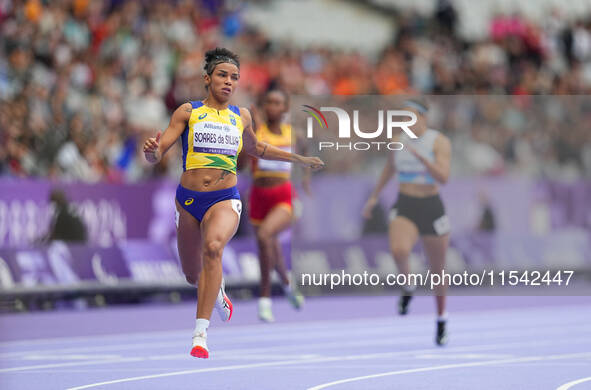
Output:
(1, 295), (590, 390)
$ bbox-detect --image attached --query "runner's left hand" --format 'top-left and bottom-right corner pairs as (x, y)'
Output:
(300, 156), (324, 171)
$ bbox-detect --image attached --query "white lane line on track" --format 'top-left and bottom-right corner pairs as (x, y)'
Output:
(2, 302), (589, 347)
(0, 338), (591, 380)
(2, 323), (591, 372)
(3, 313), (591, 359)
(0, 357), (145, 373)
(412, 353), (515, 360)
(3, 335), (590, 376)
(305, 352), (591, 390)
(0, 320), (434, 358)
(0, 310), (428, 347)
(66, 351), (591, 390)
(556, 376), (591, 390)
(2, 321), (591, 365)
(22, 354), (122, 361)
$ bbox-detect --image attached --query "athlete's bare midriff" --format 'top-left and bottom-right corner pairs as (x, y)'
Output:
(399, 182), (439, 197)
(253, 176), (288, 188)
(180, 168), (237, 192)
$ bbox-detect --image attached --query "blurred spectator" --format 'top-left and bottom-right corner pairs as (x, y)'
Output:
(434, 0), (457, 36)
(477, 192), (496, 232)
(1, 0), (591, 182)
(46, 189), (88, 243)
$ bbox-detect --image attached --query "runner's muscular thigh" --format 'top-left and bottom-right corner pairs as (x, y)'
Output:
(200, 200), (241, 249)
(175, 199), (202, 275)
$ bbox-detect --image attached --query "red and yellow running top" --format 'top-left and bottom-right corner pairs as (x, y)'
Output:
(252, 123), (292, 179)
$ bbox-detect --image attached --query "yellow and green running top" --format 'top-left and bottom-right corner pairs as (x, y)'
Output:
(181, 101), (244, 174)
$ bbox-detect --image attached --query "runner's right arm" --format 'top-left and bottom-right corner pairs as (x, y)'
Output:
(143, 102), (192, 164)
(362, 153), (396, 218)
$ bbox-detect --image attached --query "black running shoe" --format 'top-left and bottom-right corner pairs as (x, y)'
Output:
(436, 320), (447, 346)
(398, 294), (413, 315)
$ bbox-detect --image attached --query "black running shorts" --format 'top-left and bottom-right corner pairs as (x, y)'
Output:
(390, 193), (450, 236)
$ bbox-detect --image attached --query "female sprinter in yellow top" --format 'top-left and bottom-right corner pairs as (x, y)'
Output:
(143, 48), (323, 359)
(249, 89), (306, 322)
(362, 98), (451, 346)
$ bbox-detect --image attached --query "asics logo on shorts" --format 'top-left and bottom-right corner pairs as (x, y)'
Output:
(185, 198), (194, 206)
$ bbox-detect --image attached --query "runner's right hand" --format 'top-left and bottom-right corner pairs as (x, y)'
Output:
(362, 196), (378, 219)
(143, 132), (161, 163)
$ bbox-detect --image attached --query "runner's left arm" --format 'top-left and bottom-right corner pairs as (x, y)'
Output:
(408, 134), (451, 184)
(240, 107), (324, 170)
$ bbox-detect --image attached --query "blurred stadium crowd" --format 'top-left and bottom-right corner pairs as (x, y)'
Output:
(1, 0), (591, 181)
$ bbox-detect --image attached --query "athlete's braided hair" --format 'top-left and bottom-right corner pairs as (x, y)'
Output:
(203, 47), (240, 75)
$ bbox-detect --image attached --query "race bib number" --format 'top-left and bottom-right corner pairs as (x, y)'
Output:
(193, 121), (241, 155)
(258, 146), (292, 171)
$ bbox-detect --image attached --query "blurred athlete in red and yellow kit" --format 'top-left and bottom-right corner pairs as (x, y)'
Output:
(249, 89), (307, 322)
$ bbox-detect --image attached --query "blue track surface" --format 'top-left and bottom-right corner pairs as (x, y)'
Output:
(1, 295), (590, 389)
